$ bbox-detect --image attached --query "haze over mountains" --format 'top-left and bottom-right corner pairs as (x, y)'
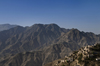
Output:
(0, 24), (17, 31)
(0, 23), (99, 66)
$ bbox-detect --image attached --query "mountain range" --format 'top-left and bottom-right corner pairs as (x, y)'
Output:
(0, 23), (99, 66)
(0, 24), (17, 31)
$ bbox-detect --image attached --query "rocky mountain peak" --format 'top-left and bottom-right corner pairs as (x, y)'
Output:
(45, 23), (60, 30)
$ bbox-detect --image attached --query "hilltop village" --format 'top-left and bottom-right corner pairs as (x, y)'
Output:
(44, 43), (100, 66)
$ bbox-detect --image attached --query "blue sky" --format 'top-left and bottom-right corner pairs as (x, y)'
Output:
(0, 0), (100, 34)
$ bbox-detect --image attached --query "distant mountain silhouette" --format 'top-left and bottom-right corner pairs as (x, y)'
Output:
(0, 24), (18, 31)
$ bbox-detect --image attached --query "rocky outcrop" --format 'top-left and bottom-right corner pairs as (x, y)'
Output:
(45, 43), (100, 66)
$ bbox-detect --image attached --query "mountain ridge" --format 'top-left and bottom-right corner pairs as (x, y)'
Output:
(0, 24), (18, 31)
(0, 24), (69, 57)
(0, 23), (99, 66)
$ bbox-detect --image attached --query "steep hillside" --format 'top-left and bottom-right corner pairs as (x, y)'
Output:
(0, 51), (43, 66)
(0, 24), (69, 59)
(54, 29), (100, 47)
(45, 43), (100, 66)
(0, 42), (80, 66)
(42, 42), (80, 65)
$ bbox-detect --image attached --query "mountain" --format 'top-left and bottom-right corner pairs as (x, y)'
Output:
(41, 42), (80, 65)
(53, 28), (100, 47)
(0, 24), (69, 59)
(0, 24), (17, 31)
(0, 42), (80, 66)
(0, 24), (100, 66)
(44, 43), (100, 66)
(0, 51), (43, 66)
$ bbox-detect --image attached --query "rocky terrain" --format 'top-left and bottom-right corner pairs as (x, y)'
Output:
(0, 24), (99, 66)
(0, 42), (80, 66)
(53, 29), (100, 47)
(45, 43), (100, 66)
(0, 24), (69, 58)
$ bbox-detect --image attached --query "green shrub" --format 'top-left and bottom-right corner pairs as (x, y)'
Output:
(62, 65), (65, 66)
(78, 53), (83, 63)
(90, 44), (100, 51)
(73, 51), (78, 54)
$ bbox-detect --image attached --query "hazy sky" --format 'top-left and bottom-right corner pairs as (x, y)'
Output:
(0, 0), (100, 34)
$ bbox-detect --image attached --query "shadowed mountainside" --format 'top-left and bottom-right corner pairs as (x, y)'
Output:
(53, 28), (100, 47)
(0, 24), (69, 58)
(0, 42), (80, 66)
